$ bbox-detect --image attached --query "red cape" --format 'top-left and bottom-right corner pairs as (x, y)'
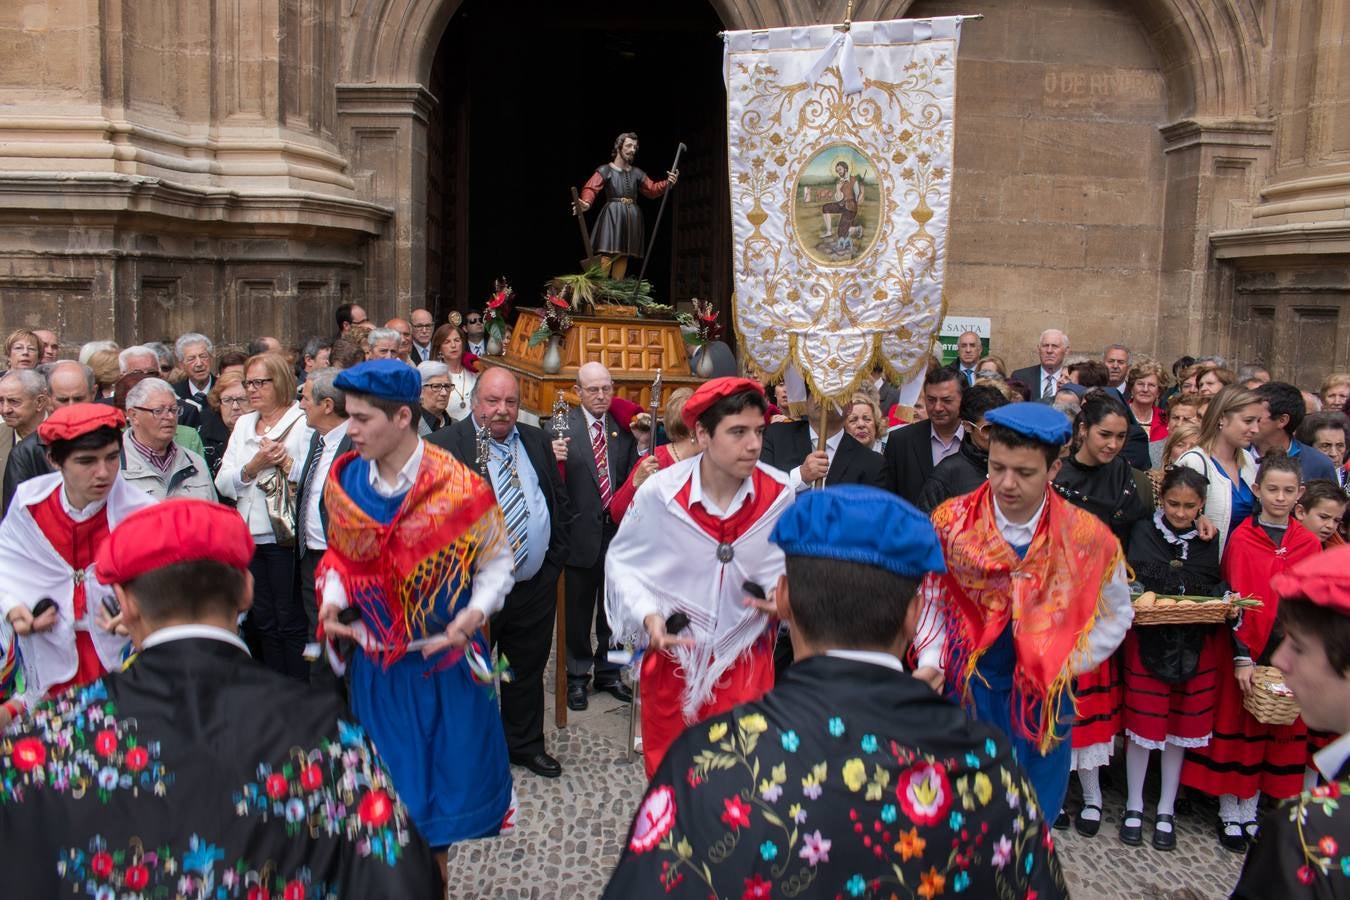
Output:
(1221, 516), (1321, 659)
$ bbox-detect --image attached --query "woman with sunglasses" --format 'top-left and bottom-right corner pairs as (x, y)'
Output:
(215, 352), (313, 680)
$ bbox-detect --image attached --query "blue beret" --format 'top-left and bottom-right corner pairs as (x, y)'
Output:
(770, 485), (945, 580)
(984, 401), (1073, 446)
(334, 359), (421, 404)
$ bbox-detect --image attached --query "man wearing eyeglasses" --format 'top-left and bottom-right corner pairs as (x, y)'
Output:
(409, 309), (435, 364)
(121, 378), (216, 501)
(464, 310), (487, 358)
(561, 361), (638, 710)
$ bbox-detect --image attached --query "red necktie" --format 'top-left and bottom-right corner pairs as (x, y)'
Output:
(592, 420), (612, 507)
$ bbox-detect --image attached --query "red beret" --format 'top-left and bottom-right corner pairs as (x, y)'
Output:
(1270, 544), (1350, 615)
(37, 403), (125, 444)
(96, 499), (255, 585)
(682, 377), (766, 431)
(609, 396), (642, 431)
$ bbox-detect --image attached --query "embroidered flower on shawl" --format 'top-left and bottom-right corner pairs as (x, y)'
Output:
(759, 841), (778, 861)
(799, 830), (831, 866)
(897, 761), (951, 826)
(743, 874), (773, 899)
(1320, 836), (1339, 857)
(880, 803), (897, 824)
(789, 803), (807, 824)
(953, 871), (971, 892)
(895, 827), (926, 861)
(842, 759), (867, 792)
(10, 736), (44, 772)
(780, 730), (800, 752)
(722, 795), (752, 830)
(984, 738), (997, 758)
(629, 785), (676, 853)
(739, 714), (768, 735)
(708, 722), (729, 743)
(860, 734), (879, 753)
(845, 874), (867, 897)
(917, 867), (946, 899)
(828, 717), (846, 737)
(992, 835), (1013, 869)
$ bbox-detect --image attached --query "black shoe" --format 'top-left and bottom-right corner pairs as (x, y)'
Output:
(1074, 804), (1102, 837)
(1243, 820), (1260, 843)
(510, 752), (562, 778)
(1119, 809), (1144, 846)
(1217, 820), (1248, 853)
(567, 681), (588, 711)
(1152, 814), (1176, 851)
(595, 680), (633, 703)
(1053, 810), (1071, 831)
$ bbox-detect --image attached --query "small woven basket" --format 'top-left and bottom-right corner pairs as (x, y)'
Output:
(1131, 598), (1230, 626)
(1243, 665), (1301, 726)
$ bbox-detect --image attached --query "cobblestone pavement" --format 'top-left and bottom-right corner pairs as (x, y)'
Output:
(445, 669), (1247, 899)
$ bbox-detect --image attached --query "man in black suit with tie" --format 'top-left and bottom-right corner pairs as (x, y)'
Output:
(1010, 328), (1070, 402)
(560, 361), (638, 711)
(759, 394), (885, 491)
(409, 309), (435, 364)
(427, 367), (573, 778)
(883, 366), (964, 506)
(947, 330), (983, 388)
(172, 333), (216, 410)
(294, 367), (351, 685)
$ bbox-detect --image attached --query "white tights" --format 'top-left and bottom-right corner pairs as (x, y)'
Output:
(1124, 741), (1185, 832)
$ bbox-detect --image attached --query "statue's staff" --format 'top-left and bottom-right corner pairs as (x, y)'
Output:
(550, 391), (571, 729)
(630, 142), (687, 302)
(648, 368), (663, 444)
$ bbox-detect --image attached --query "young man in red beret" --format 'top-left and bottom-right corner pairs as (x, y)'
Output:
(1233, 544), (1350, 896)
(0, 499), (442, 896)
(606, 377), (795, 777)
(0, 403), (156, 714)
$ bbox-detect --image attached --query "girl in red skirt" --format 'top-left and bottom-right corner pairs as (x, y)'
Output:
(1052, 389), (1152, 835)
(1120, 467), (1224, 851)
(1182, 451), (1321, 852)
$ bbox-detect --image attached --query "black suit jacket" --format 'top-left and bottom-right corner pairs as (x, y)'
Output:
(427, 417), (572, 569)
(759, 420), (885, 488)
(1, 432), (54, 511)
(883, 421), (947, 506)
(560, 407), (637, 568)
(1010, 365), (1058, 402)
(173, 377), (211, 405)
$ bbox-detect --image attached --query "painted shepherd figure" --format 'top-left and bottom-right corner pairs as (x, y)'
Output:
(574, 132), (678, 280)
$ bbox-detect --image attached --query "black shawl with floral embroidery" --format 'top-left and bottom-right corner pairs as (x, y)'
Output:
(0, 638), (440, 898)
(603, 655), (1067, 899)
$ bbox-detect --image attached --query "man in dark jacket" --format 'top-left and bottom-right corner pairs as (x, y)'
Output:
(759, 394), (884, 491)
(883, 367), (964, 505)
(428, 367), (574, 777)
(1253, 381), (1339, 483)
(919, 383), (1010, 512)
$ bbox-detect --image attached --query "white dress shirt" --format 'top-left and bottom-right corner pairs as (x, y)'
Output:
(1039, 368), (1063, 399)
(142, 623), (250, 655)
(1315, 731), (1350, 783)
(368, 440), (424, 496)
(688, 458), (755, 518)
(825, 648), (905, 673)
(787, 427), (845, 493)
(486, 426), (551, 582)
(299, 419), (349, 551)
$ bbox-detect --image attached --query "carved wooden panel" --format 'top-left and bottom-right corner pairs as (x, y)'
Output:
(0, 277), (96, 353)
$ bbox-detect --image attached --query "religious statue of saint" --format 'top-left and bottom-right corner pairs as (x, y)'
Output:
(573, 133), (678, 280)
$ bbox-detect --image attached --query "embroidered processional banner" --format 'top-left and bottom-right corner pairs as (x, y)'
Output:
(724, 18), (964, 403)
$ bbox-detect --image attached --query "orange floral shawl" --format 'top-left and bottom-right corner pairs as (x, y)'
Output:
(931, 482), (1123, 752)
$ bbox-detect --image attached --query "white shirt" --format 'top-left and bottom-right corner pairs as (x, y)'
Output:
(142, 623), (250, 655)
(300, 419), (349, 551)
(929, 424), (966, 468)
(688, 458), (755, 518)
(825, 648), (905, 674)
(993, 494), (1047, 549)
(1039, 368), (1063, 398)
(1315, 731), (1350, 783)
(468, 339), (486, 357)
(485, 426), (551, 582)
(788, 427), (845, 493)
(368, 439), (424, 497)
(60, 484), (107, 522)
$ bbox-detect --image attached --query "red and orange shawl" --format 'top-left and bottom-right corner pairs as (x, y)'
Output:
(316, 443), (504, 666)
(929, 482), (1123, 753)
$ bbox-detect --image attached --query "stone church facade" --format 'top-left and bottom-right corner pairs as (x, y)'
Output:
(0, 0), (1344, 381)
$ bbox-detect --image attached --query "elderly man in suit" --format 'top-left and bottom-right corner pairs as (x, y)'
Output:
(428, 366), (573, 778)
(1011, 329), (1070, 402)
(948, 331), (984, 387)
(760, 394), (885, 491)
(883, 366), (964, 506)
(293, 368), (351, 683)
(560, 361), (637, 711)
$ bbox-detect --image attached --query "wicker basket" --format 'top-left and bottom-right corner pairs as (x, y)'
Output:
(1243, 665), (1301, 726)
(1131, 597), (1231, 626)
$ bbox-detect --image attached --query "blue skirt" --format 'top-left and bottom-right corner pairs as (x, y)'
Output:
(349, 641), (513, 847)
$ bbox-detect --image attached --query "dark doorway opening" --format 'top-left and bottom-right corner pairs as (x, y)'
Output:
(425, 0), (729, 323)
